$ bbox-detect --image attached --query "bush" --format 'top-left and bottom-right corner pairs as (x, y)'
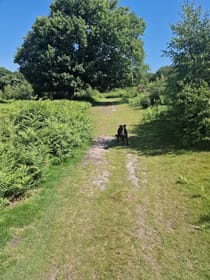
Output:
(3, 82), (34, 100)
(0, 100), (91, 204)
(121, 87), (139, 103)
(140, 96), (151, 108)
(128, 95), (142, 107)
(101, 89), (124, 99)
(167, 83), (210, 145)
(143, 105), (168, 122)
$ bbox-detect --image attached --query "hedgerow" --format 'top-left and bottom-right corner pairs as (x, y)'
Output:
(0, 100), (91, 205)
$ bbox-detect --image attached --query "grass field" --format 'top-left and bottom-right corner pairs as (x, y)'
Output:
(0, 99), (209, 279)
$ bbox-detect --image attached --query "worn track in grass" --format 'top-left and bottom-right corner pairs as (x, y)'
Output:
(1, 100), (209, 280)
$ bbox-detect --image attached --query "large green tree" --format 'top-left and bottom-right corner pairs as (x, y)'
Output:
(15, 0), (146, 98)
(163, 2), (210, 145)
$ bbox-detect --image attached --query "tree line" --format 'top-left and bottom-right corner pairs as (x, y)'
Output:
(0, 0), (209, 145)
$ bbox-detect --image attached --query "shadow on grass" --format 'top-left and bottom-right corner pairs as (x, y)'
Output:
(125, 119), (182, 156)
(195, 213), (210, 230)
(103, 119), (181, 155)
(117, 119), (209, 156)
(92, 99), (123, 106)
(107, 118), (210, 232)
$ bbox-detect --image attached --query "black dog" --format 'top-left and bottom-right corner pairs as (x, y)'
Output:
(116, 124), (128, 145)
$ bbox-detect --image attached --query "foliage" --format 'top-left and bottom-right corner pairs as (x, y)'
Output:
(164, 3), (210, 87)
(0, 67), (11, 92)
(0, 100), (91, 204)
(140, 96), (150, 109)
(142, 105), (168, 123)
(128, 95), (142, 107)
(121, 87), (139, 103)
(14, 0), (146, 98)
(169, 83), (210, 144)
(73, 86), (101, 102)
(147, 78), (166, 105)
(150, 66), (171, 81)
(102, 89), (124, 99)
(0, 68), (34, 100)
(163, 2), (210, 145)
(126, 66), (168, 108)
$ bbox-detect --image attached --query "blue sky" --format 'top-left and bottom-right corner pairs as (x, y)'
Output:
(0, 0), (209, 73)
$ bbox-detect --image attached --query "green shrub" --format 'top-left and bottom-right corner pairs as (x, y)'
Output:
(121, 87), (139, 103)
(143, 105), (168, 122)
(140, 96), (151, 108)
(167, 83), (210, 145)
(3, 82), (34, 100)
(102, 89), (125, 99)
(128, 95), (142, 107)
(0, 100), (91, 204)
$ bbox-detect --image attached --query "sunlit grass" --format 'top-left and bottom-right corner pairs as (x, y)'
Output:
(0, 99), (209, 279)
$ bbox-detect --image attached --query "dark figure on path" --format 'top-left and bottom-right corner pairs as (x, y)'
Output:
(122, 124), (128, 145)
(116, 125), (123, 143)
(116, 124), (128, 145)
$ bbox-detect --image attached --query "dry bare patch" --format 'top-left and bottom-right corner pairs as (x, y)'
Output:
(126, 153), (148, 189)
(81, 136), (115, 195)
(126, 153), (139, 188)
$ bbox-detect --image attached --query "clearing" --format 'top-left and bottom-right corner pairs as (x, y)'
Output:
(0, 100), (209, 280)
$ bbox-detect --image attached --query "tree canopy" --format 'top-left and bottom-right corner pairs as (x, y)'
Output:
(164, 2), (210, 145)
(164, 3), (210, 88)
(15, 0), (146, 98)
(0, 67), (34, 100)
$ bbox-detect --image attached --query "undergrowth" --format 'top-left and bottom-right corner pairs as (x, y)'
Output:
(0, 100), (91, 205)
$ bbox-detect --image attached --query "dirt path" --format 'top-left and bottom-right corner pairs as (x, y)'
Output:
(45, 103), (163, 279)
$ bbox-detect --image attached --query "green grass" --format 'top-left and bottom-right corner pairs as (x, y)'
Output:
(0, 98), (209, 279)
(0, 143), (91, 277)
(88, 99), (210, 279)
